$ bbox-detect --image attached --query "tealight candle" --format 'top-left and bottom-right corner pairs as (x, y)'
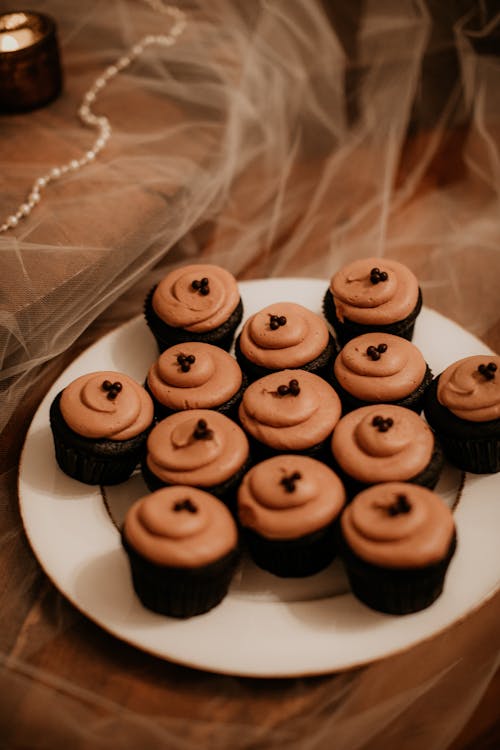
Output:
(0, 11), (62, 113)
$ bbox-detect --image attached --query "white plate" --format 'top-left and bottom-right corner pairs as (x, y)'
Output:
(18, 279), (500, 678)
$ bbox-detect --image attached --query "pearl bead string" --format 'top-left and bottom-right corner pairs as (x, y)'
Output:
(0, 3), (187, 234)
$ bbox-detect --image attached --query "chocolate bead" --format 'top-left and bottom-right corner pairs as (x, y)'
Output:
(173, 498), (198, 514)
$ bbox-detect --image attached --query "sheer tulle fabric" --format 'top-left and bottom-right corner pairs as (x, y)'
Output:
(1, 0), (499, 747)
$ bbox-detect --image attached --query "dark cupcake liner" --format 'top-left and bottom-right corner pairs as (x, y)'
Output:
(322, 287), (422, 347)
(141, 456), (253, 516)
(331, 439), (445, 500)
(242, 521), (339, 578)
(339, 532), (457, 615)
(234, 333), (337, 383)
(49, 392), (150, 485)
(330, 364), (433, 415)
(144, 374), (248, 423)
(424, 377), (500, 473)
(121, 530), (240, 618)
(144, 285), (243, 353)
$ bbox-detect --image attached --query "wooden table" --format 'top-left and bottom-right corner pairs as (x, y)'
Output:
(1, 1), (499, 747)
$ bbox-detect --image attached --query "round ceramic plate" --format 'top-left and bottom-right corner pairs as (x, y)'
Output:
(18, 279), (500, 678)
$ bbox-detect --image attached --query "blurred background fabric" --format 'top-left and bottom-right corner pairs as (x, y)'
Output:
(0, 1), (499, 748)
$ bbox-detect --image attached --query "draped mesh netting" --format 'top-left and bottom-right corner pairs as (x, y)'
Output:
(0, 1), (499, 748)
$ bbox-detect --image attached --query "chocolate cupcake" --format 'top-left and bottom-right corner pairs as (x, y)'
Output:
(235, 301), (336, 382)
(424, 355), (500, 473)
(144, 263), (243, 352)
(145, 342), (246, 421)
(323, 257), (422, 345)
(238, 369), (342, 460)
(238, 455), (346, 577)
(49, 371), (154, 485)
(122, 486), (240, 617)
(339, 482), (457, 614)
(331, 332), (433, 413)
(331, 404), (444, 498)
(142, 409), (250, 511)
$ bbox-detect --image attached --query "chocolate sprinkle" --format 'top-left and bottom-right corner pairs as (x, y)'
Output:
(371, 415), (394, 432)
(173, 498), (198, 514)
(191, 277), (210, 295)
(193, 418), (214, 440)
(478, 362), (497, 380)
(387, 494), (412, 516)
(276, 378), (300, 397)
(370, 267), (389, 284)
(280, 471), (302, 493)
(177, 353), (196, 372)
(102, 380), (123, 400)
(366, 343), (387, 361)
(269, 313), (287, 330)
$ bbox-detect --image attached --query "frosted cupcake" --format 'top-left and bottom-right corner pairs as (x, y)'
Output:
(142, 409), (250, 511)
(145, 342), (246, 420)
(424, 355), (500, 473)
(144, 263), (243, 352)
(323, 257), (422, 345)
(331, 332), (432, 413)
(339, 482), (457, 614)
(122, 486), (240, 617)
(238, 369), (342, 460)
(238, 455), (346, 577)
(331, 404), (443, 497)
(235, 301), (336, 381)
(49, 371), (154, 485)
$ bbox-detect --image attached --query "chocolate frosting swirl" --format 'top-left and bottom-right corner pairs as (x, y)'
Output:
(146, 409), (249, 486)
(152, 264), (240, 332)
(123, 486), (238, 567)
(59, 371), (154, 440)
(238, 455), (346, 539)
(239, 302), (329, 368)
(334, 333), (427, 401)
(330, 257), (419, 325)
(437, 355), (500, 422)
(341, 482), (455, 568)
(331, 405), (434, 483)
(238, 369), (342, 450)
(147, 342), (242, 410)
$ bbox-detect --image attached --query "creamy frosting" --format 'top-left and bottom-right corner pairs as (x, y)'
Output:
(331, 404), (434, 482)
(330, 257), (419, 325)
(238, 455), (346, 539)
(437, 355), (500, 422)
(59, 371), (154, 440)
(333, 333), (427, 401)
(238, 369), (342, 450)
(238, 302), (329, 368)
(152, 264), (240, 332)
(123, 486), (238, 567)
(341, 482), (455, 568)
(146, 409), (249, 486)
(147, 342), (243, 410)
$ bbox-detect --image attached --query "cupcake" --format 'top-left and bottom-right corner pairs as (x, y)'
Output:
(424, 355), (500, 473)
(49, 371), (154, 485)
(339, 482), (457, 614)
(145, 342), (246, 421)
(237, 455), (346, 577)
(144, 263), (243, 352)
(142, 409), (250, 511)
(331, 404), (444, 497)
(234, 301), (336, 382)
(122, 486), (240, 617)
(323, 257), (422, 345)
(238, 369), (342, 460)
(331, 332), (432, 413)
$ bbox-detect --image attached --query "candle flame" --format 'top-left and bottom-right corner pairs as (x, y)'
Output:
(0, 33), (20, 52)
